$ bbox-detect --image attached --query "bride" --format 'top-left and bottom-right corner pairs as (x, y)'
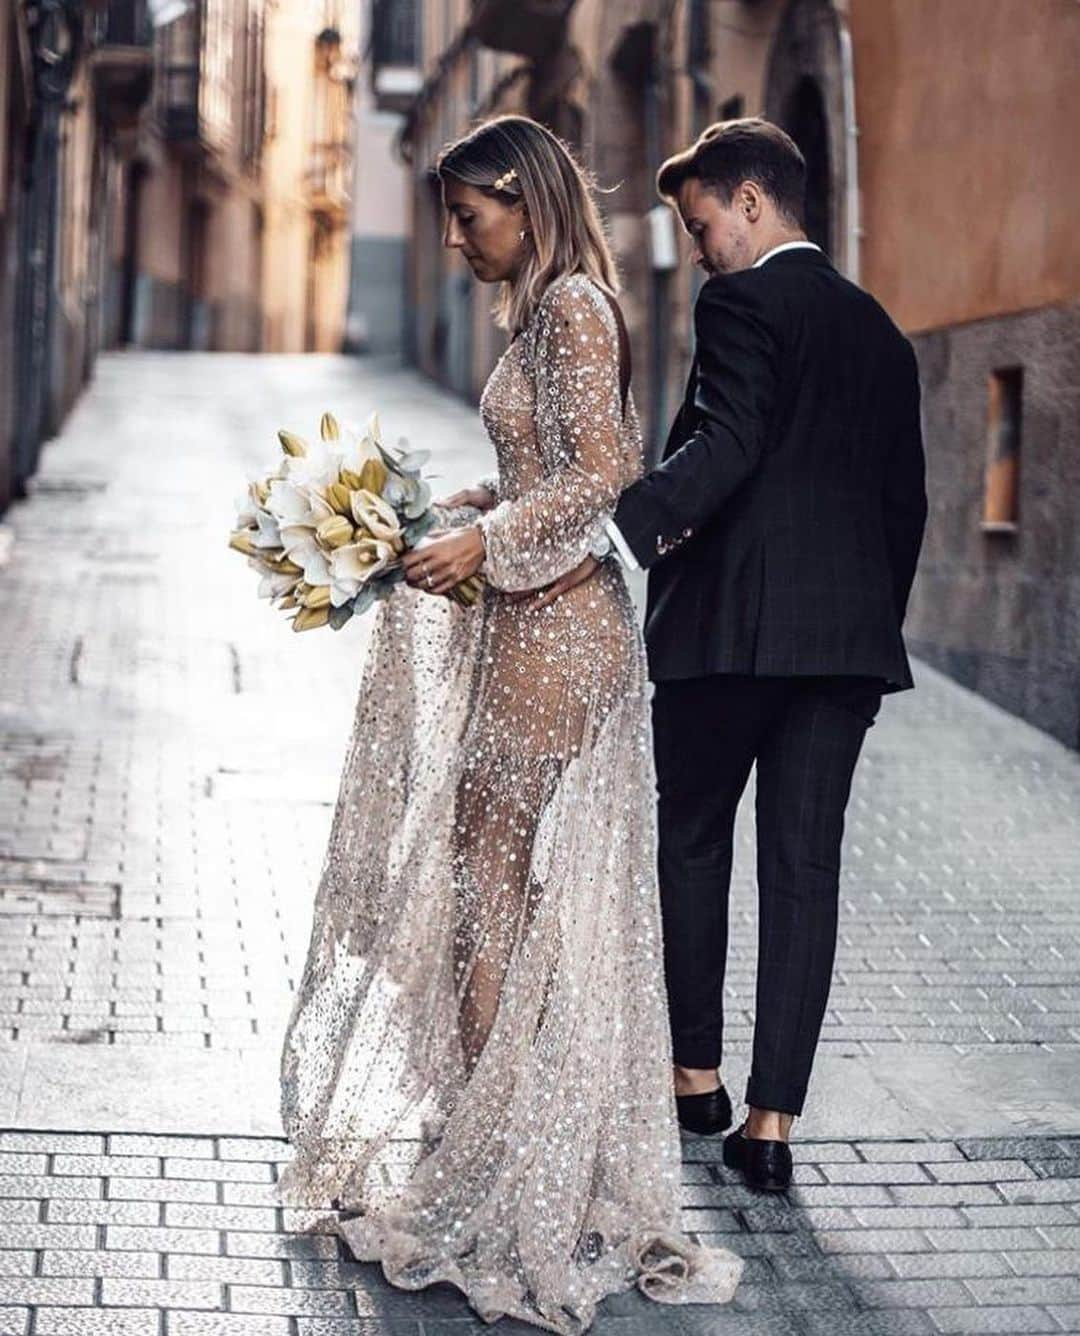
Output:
(277, 113), (742, 1333)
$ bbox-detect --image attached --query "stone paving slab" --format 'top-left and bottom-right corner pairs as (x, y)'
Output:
(0, 1131), (1076, 1334)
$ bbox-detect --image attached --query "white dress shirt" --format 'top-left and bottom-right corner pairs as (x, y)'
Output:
(604, 240), (822, 570)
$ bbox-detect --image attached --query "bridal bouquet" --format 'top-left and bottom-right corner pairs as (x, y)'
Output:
(228, 411), (484, 632)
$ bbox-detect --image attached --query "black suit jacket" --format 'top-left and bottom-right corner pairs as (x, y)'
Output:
(612, 247), (927, 691)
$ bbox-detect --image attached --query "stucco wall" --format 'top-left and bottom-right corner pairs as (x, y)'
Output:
(851, 0), (1080, 335)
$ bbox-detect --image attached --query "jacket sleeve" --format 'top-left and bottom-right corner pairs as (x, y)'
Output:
(882, 340), (928, 623)
(478, 281), (635, 591)
(611, 276), (778, 569)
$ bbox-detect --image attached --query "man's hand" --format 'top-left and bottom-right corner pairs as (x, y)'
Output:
(436, 486), (496, 512)
(402, 526), (486, 596)
(507, 555), (602, 610)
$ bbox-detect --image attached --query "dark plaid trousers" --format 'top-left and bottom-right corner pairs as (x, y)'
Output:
(651, 672), (883, 1115)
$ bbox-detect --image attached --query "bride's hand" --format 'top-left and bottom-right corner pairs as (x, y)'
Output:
(402, 526), (486, 596)
(436, 485), (496, 512)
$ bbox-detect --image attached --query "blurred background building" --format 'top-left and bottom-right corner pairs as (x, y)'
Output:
(342, 0), (412, 355)
(0, 0), (359, 513)
(262, 0), (359, 352)
(1, 0), (1078, 749)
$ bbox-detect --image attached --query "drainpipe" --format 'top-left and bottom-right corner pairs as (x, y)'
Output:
(837, 13), (860, 284)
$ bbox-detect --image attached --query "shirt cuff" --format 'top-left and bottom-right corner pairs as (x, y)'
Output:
(605, 519), (640, 571)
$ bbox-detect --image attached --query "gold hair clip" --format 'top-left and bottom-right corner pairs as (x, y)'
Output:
(493, 167), (518, 191)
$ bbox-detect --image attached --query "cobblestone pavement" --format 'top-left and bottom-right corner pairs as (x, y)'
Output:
(1, 1130), (1080, 1335)
(1, 352), (1079, 1334)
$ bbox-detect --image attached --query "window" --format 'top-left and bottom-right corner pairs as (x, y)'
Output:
(982, 367), (1023, 533)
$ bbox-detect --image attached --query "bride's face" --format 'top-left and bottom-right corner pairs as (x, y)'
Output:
(442, 177), (529, 284)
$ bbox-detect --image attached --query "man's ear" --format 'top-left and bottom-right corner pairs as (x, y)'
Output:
(739, 181), (763, 222)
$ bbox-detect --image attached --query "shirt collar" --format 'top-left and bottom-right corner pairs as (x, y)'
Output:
(752, 240), (823, 268)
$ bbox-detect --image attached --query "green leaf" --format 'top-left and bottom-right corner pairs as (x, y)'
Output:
(328, 602), (354, 631)
(403, 512), (435, 546)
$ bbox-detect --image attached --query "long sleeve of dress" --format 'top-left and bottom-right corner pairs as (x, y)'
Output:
(478, 280), (631, 591)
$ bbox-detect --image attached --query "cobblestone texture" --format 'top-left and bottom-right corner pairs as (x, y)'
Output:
(1, 353), (1079, 1332)
(0, 1132), (1074, 1333)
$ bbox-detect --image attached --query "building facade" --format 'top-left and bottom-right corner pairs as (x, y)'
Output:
(344, 0), (415, 356)
(392, 0), (1080, 748)
(124, 0), (267, 350)
(0, 0), (34, 512)
(1, 0), (158, 514)
(261, 0), (360, 353)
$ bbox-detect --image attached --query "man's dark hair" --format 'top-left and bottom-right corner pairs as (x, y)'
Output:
(657, 117), (807, 226)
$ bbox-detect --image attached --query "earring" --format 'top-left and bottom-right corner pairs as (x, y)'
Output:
(519, 230), (528, 241)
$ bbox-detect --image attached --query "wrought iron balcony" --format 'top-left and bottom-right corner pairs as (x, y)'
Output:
(89, 0), (154, 126)
(159, 60), (200, 141)
(470, 0), (576, 58)
(153, 2), (231, 153)
(370, 0), (422, 114)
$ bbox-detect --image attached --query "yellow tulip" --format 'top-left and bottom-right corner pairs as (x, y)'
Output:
(279, 593), (298, 608)
(358, 457), (389, 493)
(316, 515), (354, 549)
(278, 429), (308, 457)
(273, 555), (303, 575)
(327, 481), (354, 515)
(293, 605), (330, 632)
(300, 583), (332, 609)
(228, 530), (258, 556)
(254, 480), (270, 505)
(340, 467), (363, 489)
(320, 412), (340, 442)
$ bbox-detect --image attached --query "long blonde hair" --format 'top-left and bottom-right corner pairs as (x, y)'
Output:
(435, 115), (619, 334)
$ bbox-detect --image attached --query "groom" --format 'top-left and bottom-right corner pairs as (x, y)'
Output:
(539, 118), (927, 1190)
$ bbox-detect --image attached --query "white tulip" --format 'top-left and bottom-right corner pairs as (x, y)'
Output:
(283, 438), (342, 491)
(279, 529), (332, 587)
(328, 538), (395, 606)
(267, 478), (334, 528)
(350, 489), (404, 544)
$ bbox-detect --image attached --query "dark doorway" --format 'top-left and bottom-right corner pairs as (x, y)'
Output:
(120, 162), (144, 346)
(782, 75), (830, 253)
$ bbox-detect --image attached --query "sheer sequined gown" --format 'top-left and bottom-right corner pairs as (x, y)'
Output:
(277, 273), (742, 1333)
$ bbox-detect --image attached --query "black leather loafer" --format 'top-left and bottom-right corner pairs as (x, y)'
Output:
(675, 1084), (733, 1136)
(722, 1124), (793, 1192)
